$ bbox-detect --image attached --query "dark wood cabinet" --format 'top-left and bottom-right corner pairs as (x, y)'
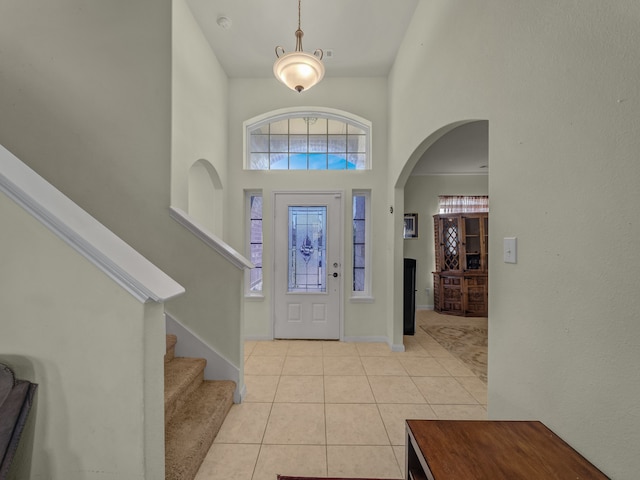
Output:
(433, 213), (488, 316)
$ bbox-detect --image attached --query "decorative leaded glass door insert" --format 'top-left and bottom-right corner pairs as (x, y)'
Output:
(288, 206), (326, 293)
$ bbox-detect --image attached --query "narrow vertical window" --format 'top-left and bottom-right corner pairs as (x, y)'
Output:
(246, 192), (263, 295)
(352, 191), (371, 297)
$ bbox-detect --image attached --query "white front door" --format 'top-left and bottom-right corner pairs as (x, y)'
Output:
(274, 192), (342, 339)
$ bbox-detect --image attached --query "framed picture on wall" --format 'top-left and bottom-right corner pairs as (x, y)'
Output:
(404, 213), (418, 239)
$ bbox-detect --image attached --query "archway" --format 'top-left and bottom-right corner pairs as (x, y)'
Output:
(391, 120), (489, 347)
(188, 159), (223, 237)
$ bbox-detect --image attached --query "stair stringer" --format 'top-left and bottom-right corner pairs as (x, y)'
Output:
(165, 312), (246, 403)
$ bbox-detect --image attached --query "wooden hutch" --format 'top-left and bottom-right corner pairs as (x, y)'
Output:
(433, 213), (488, 316)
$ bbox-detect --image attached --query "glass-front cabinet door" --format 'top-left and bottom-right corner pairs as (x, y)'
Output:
(436, 214), (488, 273)
(440, 216), (460, 271)
(463, 216), (481, 271)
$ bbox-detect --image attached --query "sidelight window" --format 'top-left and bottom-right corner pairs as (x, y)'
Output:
(245, 191), (263, 296)
(352, 190), (371, 298)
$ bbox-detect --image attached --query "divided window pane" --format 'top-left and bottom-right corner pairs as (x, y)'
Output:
(247, 114), (369, 170)
(247, 193), (263, 294)
(352, 194), (369, 293)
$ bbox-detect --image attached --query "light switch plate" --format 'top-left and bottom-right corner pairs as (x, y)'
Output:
(504, 237), (517, 263)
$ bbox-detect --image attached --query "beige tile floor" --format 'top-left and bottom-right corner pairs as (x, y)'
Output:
(195, 317), (487, 480)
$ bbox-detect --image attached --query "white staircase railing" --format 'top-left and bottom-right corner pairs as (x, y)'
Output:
(169, 206), (253, 270)
(0, 144), (184, 302)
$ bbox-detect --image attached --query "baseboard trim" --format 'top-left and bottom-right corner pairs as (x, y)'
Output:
(417, 305), (434, 310)
(246, 335), (405, 353)
(244, 335), (273, 341)
(235, 383), (247, 403)
(342, 335), (389, 343)
(165, 313), (244, 403)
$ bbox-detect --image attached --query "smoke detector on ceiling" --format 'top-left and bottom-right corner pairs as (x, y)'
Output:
(217, 16), (232, 30)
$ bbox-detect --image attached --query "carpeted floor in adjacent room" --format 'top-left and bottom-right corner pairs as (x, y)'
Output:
(417, 310), (487, 383)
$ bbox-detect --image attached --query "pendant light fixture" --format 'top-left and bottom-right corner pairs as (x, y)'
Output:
(273, 0), (324, 93)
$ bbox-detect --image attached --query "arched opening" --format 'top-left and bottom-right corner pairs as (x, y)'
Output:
(188, 159), (223, 237)
(394, 119), (489, 383)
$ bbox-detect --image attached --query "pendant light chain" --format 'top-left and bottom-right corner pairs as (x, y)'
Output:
(294, 0), (304, 53)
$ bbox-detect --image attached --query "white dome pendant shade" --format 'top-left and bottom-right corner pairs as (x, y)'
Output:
(274, 0), (324, 93)
(274, 48), (324, 93)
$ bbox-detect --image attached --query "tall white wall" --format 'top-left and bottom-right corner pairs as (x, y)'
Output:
(0, 193), (165, 479)
(404, 175), (488, 308)
(0, 0), (243, 369)
(389, 1), (640, 477)
(172, 0), (228, 237)
(227, 78), (392, 342)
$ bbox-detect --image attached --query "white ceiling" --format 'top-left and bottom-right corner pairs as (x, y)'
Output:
(185, 0), (488, 175)
(186, 0), (419, 78)
(411, 121), (489, 176)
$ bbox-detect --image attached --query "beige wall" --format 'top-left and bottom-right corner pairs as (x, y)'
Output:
(227, 78), (394, 343)
(389, 1), (640, 477)
(3, 0), (639, 476)
(404, 175), (488, 308)
(172, 0), (228, 237)
(0, 193), (165, 479)
(0, 0), (243, 369)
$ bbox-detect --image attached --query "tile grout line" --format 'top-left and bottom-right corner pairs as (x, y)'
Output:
(322, 354), (329, 477)
(250, 355), (282, 480)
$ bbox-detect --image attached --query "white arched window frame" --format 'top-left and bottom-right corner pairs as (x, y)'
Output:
(243, 107), (372, 171)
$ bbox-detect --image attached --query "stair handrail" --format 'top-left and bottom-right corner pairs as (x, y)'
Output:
(169, 207), (253, 270)
(0, 144), (185, 303)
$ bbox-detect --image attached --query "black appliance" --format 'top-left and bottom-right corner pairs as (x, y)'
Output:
(403, 258), (417, 335)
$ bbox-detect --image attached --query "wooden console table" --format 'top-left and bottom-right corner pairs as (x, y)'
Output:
(406, 420), (609, 479)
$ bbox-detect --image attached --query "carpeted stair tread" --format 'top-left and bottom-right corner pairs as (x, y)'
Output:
(165, 334), (177, 363)
(164, 357), (206, 425)
(165, 380), (236, 480)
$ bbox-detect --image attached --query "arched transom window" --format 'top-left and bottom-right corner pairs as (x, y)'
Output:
(245, 110), (371, 170)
